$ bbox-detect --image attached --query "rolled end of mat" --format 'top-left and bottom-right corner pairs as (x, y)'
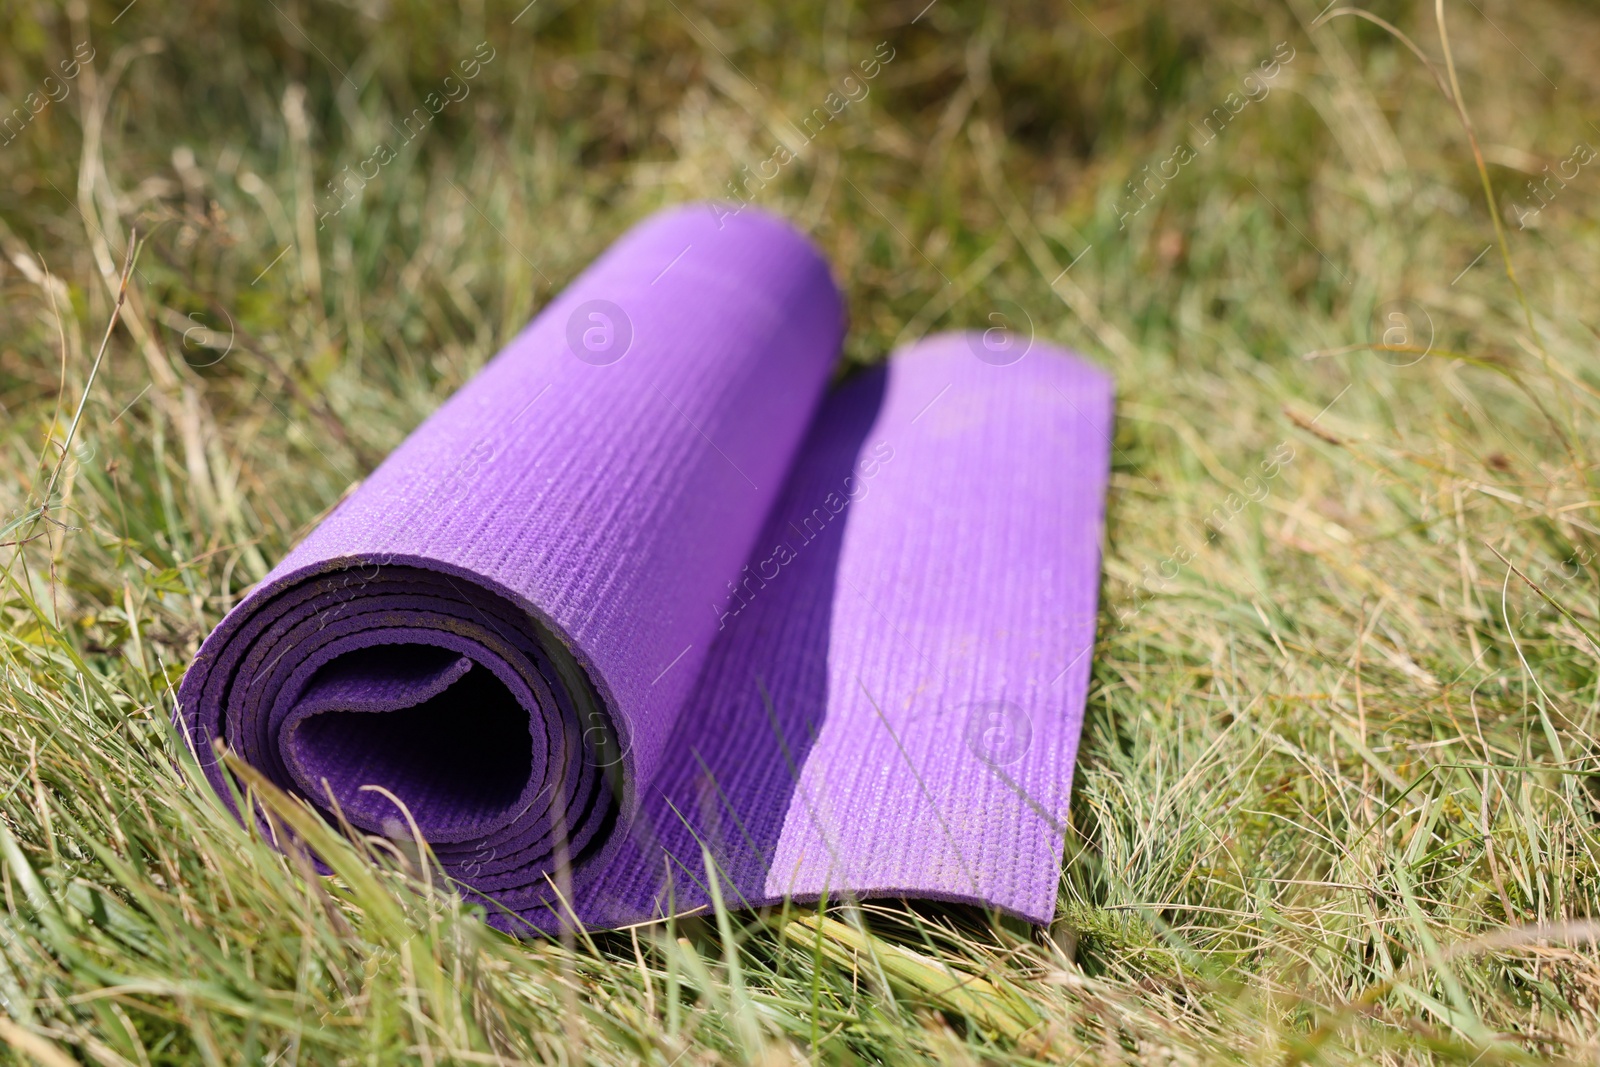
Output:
(177, 559), (623, 907)
(176, 202), (846, 921)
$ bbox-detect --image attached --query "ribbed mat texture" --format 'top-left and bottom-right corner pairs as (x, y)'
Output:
(176, 204), (1112, 932)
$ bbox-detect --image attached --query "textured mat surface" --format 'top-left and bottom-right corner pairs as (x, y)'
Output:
(176, 204), (1113, 932)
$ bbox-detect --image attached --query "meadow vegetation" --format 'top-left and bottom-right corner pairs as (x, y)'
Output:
(3, 0), (1600, 1062)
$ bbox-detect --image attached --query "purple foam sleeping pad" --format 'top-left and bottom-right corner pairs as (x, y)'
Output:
(177, 204), (1112, 933)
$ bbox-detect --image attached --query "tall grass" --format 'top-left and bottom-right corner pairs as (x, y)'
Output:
(3, 0), (1600, 1062)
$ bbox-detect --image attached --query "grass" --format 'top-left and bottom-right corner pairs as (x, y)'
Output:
(3, 0), (1600, 1061)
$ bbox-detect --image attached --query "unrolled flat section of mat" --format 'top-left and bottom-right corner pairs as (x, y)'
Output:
(575, 333), (1112, 928)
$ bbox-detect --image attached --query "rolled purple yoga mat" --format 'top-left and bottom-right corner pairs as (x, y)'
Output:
(177, 203), (1112, 932)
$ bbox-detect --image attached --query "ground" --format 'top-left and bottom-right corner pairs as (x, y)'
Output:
(2, 0), (1600, 1063)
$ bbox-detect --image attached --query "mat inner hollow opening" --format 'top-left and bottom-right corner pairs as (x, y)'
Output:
(290, 656), (535, 838)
